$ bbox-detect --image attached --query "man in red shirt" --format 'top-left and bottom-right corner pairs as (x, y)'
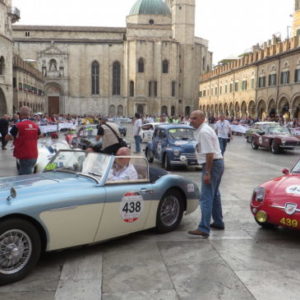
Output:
(6, 106), (41, 175)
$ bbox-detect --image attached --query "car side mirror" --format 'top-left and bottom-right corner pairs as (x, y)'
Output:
(282, 168), (289, 175)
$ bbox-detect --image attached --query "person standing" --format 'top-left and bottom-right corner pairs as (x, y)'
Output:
(96, 117), (122, 154)
(133, 113), (142, 153)
(215, 114), (232, 156)
(188, 110), (225, 238)
(0, 114), (9, 150)
(6, 106), (41, 175)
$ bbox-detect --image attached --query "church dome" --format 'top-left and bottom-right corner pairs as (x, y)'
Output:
(129, 0), (171, 16)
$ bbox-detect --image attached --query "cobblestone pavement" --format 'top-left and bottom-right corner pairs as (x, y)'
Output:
(0, 128), (300, 300)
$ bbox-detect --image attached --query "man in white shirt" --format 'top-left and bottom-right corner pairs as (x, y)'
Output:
(133, 113), (143, 153)
(108, 147), (138, 181)
(215, 114), (232, 156)
(187, 110), (225, 238)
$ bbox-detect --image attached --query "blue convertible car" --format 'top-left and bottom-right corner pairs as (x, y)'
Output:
(0, 150), (199, 285)
(145, 124), (199, 170)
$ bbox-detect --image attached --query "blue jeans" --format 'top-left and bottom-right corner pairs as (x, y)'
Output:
(198, 159), (224, 234)
(218, 138), (228, 156)
(18, 159), (37, 175)
(134, 135), (142, 153)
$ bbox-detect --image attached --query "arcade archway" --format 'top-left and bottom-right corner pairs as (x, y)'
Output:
(257, 99), (267, 120)
(0, 88), (7, 115)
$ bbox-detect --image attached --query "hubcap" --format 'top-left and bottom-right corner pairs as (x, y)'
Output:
(0, 229), (32, 275)
(160, 195), (180, 226)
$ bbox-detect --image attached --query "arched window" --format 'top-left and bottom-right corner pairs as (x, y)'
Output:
(91, 61), (100, 95)
(202, 57), (206, 71)
(109, 105), (116, 116)
(112, 61), (121, 95)
(0, 56), (5, 75)
(171, 106), (175, 116)
(138, 58), (144, 73)
(130, 81), (134, 97)
(161, 106), (168, 115)
(185, 106), (191, 116)
(162, 59), (169, 73)
(117, 105), (124, 116)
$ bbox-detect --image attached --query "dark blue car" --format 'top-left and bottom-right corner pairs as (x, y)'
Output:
(145, 124), (198, 170)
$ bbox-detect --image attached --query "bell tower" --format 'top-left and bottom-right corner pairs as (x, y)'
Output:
(292, 0), (300, 37)
(170, 0), (195, 45)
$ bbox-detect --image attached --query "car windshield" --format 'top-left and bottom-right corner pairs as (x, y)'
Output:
(168, 128), (194, 140)
(78, 126), (98, 137)
(268, 127), (290, 135)
(44, 151), (111, 179)
(292, 160), (300, 173)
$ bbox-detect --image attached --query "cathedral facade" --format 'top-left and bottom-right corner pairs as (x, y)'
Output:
(11, 0), (212, 117)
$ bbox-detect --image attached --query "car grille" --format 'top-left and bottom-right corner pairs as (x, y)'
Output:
(182, 152), (197, 160)
(284, 141), (298, 146)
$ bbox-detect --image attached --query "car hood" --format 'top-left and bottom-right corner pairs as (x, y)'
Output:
(0, 172), (95, 201)
(172, 140), (197, 148)
(263, 174), (300, 201)
(272, 135), (298, 141)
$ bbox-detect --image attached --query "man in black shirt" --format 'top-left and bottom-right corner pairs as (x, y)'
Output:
(0, 114), (9, 150)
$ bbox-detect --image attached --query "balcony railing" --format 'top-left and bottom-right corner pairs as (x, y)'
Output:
(8, 7), (20, 23)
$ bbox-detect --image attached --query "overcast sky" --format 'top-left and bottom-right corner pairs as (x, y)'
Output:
(13, 0), (294, 64)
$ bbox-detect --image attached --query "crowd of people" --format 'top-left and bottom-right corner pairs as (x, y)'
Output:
(0, 106), (300, 240)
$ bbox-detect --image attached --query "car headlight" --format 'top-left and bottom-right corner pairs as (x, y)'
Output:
(173, 149), (181, 156)
(256, 210), (268, 223)
(252, 187), (265, 202)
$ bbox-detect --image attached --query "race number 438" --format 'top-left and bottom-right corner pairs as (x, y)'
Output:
(120, 192), (144, 223)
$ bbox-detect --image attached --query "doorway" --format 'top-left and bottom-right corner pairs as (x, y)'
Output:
(48, 96), (59, 115)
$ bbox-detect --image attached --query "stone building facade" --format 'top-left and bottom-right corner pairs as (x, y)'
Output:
(12, 0), (212, 117)
(13, 55), (45, 113)
(199, 1), (300, 121)
(0, 0), (18, 115)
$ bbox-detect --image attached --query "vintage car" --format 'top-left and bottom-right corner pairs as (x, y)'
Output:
(245, 122), (279, 143)
(145, 124), (198, 170)
(35, 140), (70, 172)
(16, 140), (70, 174)
(0, 150), (199, 285)
(66, 124), (126, 150)
(140, 122), (162, 143)
(65, 125), (102, 151)
(251, 159), (300, 230)
(251, 125), (300, 154)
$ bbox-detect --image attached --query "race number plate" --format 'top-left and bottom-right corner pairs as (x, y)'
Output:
(120, 192), (144, 223)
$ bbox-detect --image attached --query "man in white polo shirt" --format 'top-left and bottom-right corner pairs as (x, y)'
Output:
(215, 114), (232, 156)
(188, 110), (225, 238)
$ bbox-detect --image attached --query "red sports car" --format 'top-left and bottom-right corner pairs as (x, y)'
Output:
(251, 160), (300, 229)
(251, 126), (300, 154)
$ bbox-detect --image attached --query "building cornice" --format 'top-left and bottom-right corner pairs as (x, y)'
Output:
(12, 25), (126, 33)
(13, 38), (124, 45)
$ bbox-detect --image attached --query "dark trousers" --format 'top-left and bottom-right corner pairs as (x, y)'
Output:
(0, 132), (8, 149)
(102, 143), (121, 155)
(218, 138), (228, 156)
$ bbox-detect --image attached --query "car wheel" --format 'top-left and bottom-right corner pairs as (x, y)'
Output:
(251, 139), (259, 150)
(271, 140), (280, 154)
(255, 219), (276, 229)
(156, 189), (184, 233)
(0, 218), (41, 286)
(162, 154), (172, 171)
(146, 149), (154, 163)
